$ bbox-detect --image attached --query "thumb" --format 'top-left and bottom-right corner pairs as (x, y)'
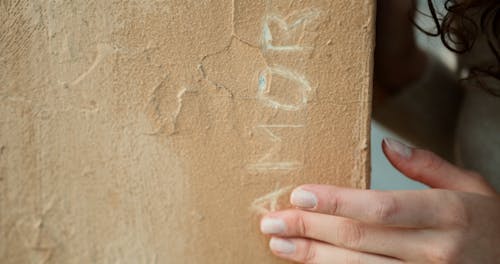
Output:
(381, 138), (495, 196)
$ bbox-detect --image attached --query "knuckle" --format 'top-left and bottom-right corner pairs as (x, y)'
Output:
(459, 170), (496, 195)
(344, 255), (362, 264)
(372, 193), (400, 223)
(423, 153), (445, 172)
(442, 192), (470, 227)
(424, 240), (461, 263)
(302, 240), (318, 264)
(326, 191), (340, 215)
(464, 170), (491, 185)
(336, 220), (365, 248)
(296, 212), (311, 237)
(465, 170), (482, 180)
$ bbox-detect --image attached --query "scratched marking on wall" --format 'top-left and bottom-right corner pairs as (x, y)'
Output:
(250, 7), (320, 211)
(257, 66), (312, 111)
(248, 8), (318, 172)
(262, 10), (320, 52)
(66, 43), (115, 87)
(251, 185), (293, 215)
(247, 125), (304, 172)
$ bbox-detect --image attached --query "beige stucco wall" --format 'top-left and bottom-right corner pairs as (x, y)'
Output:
(0, 1), (374, 263)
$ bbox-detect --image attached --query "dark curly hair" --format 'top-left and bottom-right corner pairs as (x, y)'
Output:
(415, 0), (500, 95)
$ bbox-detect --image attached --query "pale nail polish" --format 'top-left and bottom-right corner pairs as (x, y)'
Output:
(269, 237), (296, 254)
(260, 218), (286, 234)
(383, 138), (412, 159)
(290, 188), (317, 208)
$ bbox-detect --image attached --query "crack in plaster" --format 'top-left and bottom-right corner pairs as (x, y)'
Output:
(197, 1), (268, 97)
(145, 76), (197, 137)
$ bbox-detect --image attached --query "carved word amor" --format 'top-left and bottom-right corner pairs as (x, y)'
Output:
(249, 8), (318, 172)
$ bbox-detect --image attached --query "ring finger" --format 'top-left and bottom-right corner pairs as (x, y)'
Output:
(268, 236), (402, 264)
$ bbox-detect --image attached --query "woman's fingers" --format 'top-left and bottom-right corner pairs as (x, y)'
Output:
(268, 236), (402, 264)
(281, 139), (497, 227)
(289, 184), (459, 227)
(261, 209), (427, 259)
(382, 138), (496, 196)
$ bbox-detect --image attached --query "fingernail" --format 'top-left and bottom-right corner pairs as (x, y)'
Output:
(290, 188), (317, 208)
(269, 237), (296, 254)
(260, 218), (286, 234)
(383, 138), (412, 159)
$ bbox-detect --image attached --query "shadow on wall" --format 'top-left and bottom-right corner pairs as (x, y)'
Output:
(370, 0), (453, 190)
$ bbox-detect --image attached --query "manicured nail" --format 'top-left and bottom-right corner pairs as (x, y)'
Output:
(290, 188), (317, 208)
(383, 138), (412, 159)
(269, 237), (296, 254)
(260, 218), (286, 234)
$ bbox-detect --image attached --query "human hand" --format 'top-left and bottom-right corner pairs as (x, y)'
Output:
(260, 138), (500, 263)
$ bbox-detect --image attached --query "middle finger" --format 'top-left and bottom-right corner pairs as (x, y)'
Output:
(261, 209), (428, 260)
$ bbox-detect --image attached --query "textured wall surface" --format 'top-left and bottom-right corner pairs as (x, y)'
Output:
(0, 1), (374, 263)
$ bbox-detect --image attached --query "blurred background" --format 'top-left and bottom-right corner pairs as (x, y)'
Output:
(370, 0), (455, 190)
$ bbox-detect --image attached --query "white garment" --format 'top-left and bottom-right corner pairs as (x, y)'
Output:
(455, 85), (500, 190)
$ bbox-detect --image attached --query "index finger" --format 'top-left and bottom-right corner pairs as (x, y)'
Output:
(290, 185), (463, 228)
